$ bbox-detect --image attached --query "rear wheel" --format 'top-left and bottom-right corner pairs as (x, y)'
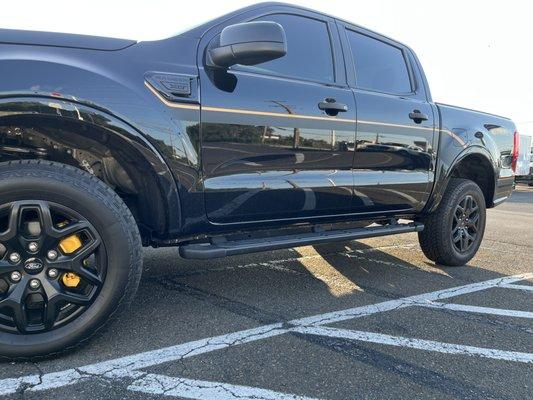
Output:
(418, 178), (486, 266)
(0, 160), (142, 359)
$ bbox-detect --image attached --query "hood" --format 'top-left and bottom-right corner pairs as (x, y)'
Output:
(0, 28), (137, 51)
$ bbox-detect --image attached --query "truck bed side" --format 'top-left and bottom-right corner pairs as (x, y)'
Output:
(434, 103), (515, 207)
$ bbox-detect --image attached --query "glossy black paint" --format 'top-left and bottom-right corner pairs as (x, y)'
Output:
(0, 2), (516, 245)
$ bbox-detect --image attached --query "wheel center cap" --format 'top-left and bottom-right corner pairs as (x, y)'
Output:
(24, 258), (44, 275)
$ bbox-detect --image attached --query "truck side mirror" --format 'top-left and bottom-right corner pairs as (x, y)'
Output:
(208, 21), (287, 68)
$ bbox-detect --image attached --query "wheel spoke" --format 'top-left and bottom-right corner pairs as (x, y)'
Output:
(0, 203), (21, 241)
(0, 259), (20, 274)
(48, 240), (103, 286)
(460, 235), (468, 252)
(41, 280), (91, 328)
(75, 265), (103, 286)
(467, 204), (478, 217)
(468, 213), (479, 227)
(41, 279), (62, 328)
(72, 238), (101, 261)
(0, 277), (29, 333)
(453, 213), (460, 225)
(56, 221), (91, 239)
(48, 259), (103, 286)
(34, 202), (54, 237)
(464, 196), (472, 212)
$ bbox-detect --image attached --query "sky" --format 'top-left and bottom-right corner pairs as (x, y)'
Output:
(1, 0), (532, 136)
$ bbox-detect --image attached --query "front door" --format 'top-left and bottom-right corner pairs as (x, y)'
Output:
(342, 26), (436, 213)
(199, 12), (357, 224)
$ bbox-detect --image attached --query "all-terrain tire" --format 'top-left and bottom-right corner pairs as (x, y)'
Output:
(0, 160), (142, 359)
(418, 178), (486, 266)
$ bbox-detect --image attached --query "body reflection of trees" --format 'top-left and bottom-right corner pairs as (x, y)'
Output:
(201, 123), (351, 152)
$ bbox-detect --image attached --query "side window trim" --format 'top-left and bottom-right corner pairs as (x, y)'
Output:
(339, 22), (420, 97)
(226, 12), (340, 86)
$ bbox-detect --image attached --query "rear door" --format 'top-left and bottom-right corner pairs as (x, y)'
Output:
(199, 11), (357, 224)
(339, 24), (436, 213)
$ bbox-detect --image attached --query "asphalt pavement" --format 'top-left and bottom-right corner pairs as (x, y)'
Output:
(1, 185), (532, 400)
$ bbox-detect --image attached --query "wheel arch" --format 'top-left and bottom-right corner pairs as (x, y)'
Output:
(448, 149), (496, 207)
(0, 96), (181, 243)
(427, 146), (497, 214)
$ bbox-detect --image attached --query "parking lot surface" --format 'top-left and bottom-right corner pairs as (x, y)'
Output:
(1, 185), (532, 399)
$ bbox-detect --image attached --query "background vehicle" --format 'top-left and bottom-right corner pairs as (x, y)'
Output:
(0, 2), (518, 358)
(514, 135), (532, 185)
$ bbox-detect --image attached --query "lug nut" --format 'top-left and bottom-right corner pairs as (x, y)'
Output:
(10, 271), (22, 283)
(28, 242), (39, 252)
(9, 253), (21, 264)
(47, 250), (58, 260)
(29, 279), (41, 290)
(47, 268), (59, 279)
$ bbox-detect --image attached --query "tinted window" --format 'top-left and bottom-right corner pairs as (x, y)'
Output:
(235, 14), (334, 83)
(347, 30), (411, 94)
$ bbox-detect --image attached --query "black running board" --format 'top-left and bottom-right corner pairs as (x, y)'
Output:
(179, 222), (424, 260)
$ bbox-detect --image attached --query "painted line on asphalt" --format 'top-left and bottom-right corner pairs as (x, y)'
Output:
(0, 323), (287, 395)
(128, 373), (320, 400)
(1, 272), (531, 396)
(293, 326), (533, 364)
(291, 273), (533, 327)
(420, 301), (533, 319)
(500, 283), (533, 292)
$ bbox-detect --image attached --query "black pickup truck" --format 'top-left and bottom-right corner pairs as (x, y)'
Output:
(0, 2), (518, 358)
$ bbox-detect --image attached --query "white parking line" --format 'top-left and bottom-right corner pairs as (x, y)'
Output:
(293, 326), (533, 364)
(421, 301), (533, 319)
(292, 273), (532, 326)
(1, 272), (531, 397)
(0, 324), (288, 395)
(500, 284), (533, 292)
(128, 373), (320, 400)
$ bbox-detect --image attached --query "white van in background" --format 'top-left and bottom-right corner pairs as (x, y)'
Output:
(515, 134), (533, 185)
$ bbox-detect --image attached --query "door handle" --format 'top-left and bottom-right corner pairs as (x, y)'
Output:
(318, 98), (348, 116)
(409, 110), (428, 123)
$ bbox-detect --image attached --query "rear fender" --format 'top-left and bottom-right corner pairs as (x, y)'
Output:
(425, 145), (497, 214)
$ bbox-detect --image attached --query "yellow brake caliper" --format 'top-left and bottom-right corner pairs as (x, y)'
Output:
(62, 273), (81, 288)
(59, 234), (83, 288)
(59, 234), (82, 254)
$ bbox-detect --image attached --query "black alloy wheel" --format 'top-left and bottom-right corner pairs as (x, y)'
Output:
(450, 194), (480, 253)
(0, 201), (105, 334)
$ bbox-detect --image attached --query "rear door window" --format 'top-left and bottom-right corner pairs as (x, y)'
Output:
(346, 29), (412, 94)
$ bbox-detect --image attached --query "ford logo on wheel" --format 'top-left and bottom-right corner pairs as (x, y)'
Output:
(24, 258), (44, 274)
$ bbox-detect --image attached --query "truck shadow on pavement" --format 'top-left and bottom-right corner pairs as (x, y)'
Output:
(1, 238), (531, 400)
(133, 241), (528, 400)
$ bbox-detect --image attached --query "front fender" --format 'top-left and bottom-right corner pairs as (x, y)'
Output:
(0, 38), (206, 236)
(0, 95), (181, 238)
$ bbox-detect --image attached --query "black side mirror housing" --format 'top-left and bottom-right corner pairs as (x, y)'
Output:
(208, 21), (287, 68)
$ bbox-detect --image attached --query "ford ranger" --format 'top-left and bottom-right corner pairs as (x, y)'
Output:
(0, 2), (518, 358)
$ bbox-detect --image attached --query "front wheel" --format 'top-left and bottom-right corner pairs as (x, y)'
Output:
(0, 160), (142, 359)
(418, 178), (486, 266)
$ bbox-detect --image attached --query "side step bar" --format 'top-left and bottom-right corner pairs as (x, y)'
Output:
(179, 222), (424, 260)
